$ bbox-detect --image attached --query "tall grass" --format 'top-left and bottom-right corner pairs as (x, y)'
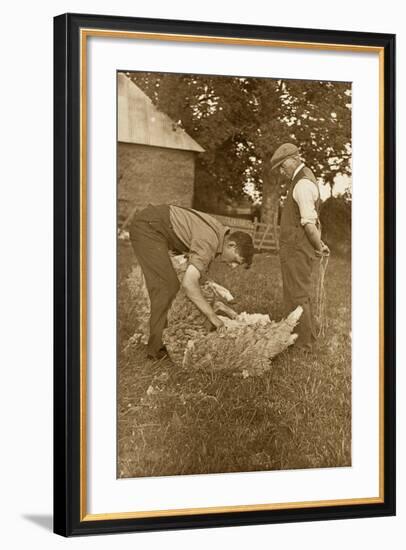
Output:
(117, 242), (351, 478)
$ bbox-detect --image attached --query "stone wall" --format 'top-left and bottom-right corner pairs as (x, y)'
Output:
(118, 143), (195, 223)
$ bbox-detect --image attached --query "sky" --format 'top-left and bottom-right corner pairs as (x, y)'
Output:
(323, 173), (352, 200)
(244, 173), (352, 204)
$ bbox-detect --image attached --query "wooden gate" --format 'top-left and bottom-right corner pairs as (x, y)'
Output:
(211, 214), (279, 252)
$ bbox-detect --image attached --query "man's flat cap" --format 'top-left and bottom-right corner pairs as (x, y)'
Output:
(270, 143), (299, 171)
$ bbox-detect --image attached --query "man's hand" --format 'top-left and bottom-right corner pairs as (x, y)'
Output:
(203, 314), (225, 332)
(209, 314), (225, 329)
(315, 241), (330, 257)
(182, 264), (222, 326)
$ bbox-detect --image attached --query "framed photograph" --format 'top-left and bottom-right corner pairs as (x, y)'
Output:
(53, 13), (396, 536)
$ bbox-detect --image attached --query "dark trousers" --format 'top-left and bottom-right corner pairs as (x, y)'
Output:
(279, 245), (316, 345)
(129, 205), (186, 356)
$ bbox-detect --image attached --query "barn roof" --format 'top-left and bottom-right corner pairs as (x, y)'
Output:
(118, 73), (205, 153)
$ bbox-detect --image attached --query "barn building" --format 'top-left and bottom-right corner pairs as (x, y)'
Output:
(117, 73), (205, 224)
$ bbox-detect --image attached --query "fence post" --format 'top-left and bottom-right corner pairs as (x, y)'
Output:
(273, 209), (280, 251)
(258, 224), (271, 251)
(252, 216), (258, 247)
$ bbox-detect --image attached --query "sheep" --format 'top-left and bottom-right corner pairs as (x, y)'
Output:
(125, 254), (302, 375)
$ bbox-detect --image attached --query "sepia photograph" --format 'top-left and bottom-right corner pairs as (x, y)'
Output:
(116, 70), (352, 479)
(52, 11), (396, 536)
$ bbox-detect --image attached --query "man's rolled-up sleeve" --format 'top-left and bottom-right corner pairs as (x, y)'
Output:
(188, 237), (218, 274)
(293, 179), (319, 226)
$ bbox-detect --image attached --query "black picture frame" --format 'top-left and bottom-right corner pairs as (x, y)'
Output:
(54, 12), (396, 537)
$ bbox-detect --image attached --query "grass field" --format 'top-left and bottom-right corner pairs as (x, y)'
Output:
(117, 241), (351, 478)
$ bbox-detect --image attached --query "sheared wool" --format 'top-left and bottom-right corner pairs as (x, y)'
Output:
(125, 254), (302, 374)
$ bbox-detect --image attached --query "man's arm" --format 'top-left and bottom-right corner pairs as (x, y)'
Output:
(181, 264), (224, 329)
(293, 179), (329, 255)
(304, 224), (330, 255)
(304, 223), (322, 252)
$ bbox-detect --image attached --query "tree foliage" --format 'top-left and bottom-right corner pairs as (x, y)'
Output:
(319, 193), (352, 255)
(127, 72), (351, 220)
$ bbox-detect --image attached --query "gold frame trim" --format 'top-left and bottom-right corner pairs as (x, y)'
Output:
(79, 28), (385, 522)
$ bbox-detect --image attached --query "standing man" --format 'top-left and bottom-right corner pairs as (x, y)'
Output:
(129, 204), (254, 359)
(270, 143), (329, 349)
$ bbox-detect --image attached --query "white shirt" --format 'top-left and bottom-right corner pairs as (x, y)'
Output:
(291, 163), (319, 226)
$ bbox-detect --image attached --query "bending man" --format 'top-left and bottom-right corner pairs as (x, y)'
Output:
(129, 204), (254, 359)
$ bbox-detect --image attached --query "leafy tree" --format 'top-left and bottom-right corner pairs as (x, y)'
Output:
(319, 193), (352, 255)
(126, 72), (351, 223)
